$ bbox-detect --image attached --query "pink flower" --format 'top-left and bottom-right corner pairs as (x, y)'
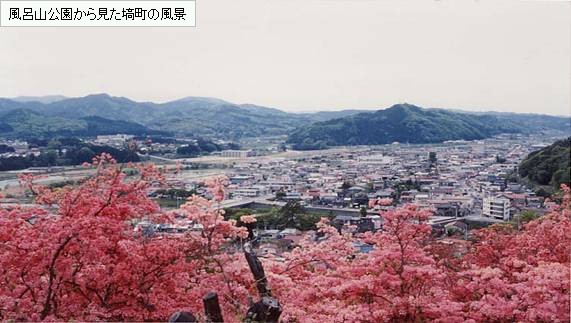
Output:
(240, 215), (257, 224)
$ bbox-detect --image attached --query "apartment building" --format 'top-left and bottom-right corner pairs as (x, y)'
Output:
(483, 197), (511, 220)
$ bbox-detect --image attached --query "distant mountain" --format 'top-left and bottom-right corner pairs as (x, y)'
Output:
(0, 95), (568, 142)
(519, 137), (570, 190)
(10, 95), (68, 104)
(151, 101), (311, 138)
(0, 109), (86, 138)
(34, 94), (156, 123)
(0, 108), (163, 139)
(286, 103), (571, 150)
(0, 123), (14, 133)
(80, 116), (170, 137)
(0, 94), (363, 139)
(300, 109), (370, 122)
(451, 110), (571, 133)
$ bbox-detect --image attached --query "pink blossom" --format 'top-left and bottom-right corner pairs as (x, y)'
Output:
(240, 215), (257, 224)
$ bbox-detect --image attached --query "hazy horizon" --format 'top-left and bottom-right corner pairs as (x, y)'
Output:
(1, 0), (569, 116)
(5, 93), (570, 117)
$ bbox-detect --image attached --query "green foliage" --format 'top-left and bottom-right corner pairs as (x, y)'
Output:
(0, 123), (13, 133)
(0, 95), (314, 140)
(519, 137), (570, 189)
(225, 203), (331, 231)
(341, 181), (353, 190)
(429, 152), (437, 163)
(0, 138), (140, 171)
(0, 109), (86, 138)
(519, 210), (539, 223)
(47, 180), (78, 189)
(534, 187), (550, 198)
(278, 201), (306, 228)
(81, 116), (168, 137)
(176, 138), (238, 157)
(446, 226), (463, 237)
(275, 190), (286, 200)
(154, 188), (197, 199)
(0, 109), (165, 139)
(224, 208), (256, 221)
(296, 212), (325, 231)
(122, 168), (139, 176)
(1, 96), (569, 141)
(0, 144), (15, 154)
(286, 104), (566, 150)
(251, 208), (278, 224)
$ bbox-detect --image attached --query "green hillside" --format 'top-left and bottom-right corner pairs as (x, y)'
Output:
(286, 104), (528, 149)
(0, 109), (86, 138)
(0, 95), (569, 142)
(519, 137), (570, 190)
(0, 109), (164, 139)
(0, 95), (360, 139)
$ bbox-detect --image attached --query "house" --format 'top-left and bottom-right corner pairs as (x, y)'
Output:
(334, 215), (375, 233)
(498, 193), (527, 208)
(431, 202), (460, 217)
(232, 188), (260, 198)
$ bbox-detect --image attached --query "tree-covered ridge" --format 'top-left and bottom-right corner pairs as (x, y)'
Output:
(519, 137), (570, 189)
(0, 108), (166, 139)
(2, 95), (569, 141)
(0, 95), (318, 140)
(286, 104), (551, 149)
(0, 108), (86, 138)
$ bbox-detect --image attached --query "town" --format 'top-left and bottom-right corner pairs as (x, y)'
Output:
(2, 132), (563, 259)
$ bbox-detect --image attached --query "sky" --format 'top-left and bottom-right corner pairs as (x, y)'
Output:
(0, 0), (570, 115)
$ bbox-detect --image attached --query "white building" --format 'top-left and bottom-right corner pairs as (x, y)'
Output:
(232, 188), (260, 198)
(483, 197), (511, 220)
(221, 150), (253, 158)
(94, 134), (134, 147)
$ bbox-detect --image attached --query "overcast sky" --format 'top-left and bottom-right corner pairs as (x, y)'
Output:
(1, 0), (569, 115)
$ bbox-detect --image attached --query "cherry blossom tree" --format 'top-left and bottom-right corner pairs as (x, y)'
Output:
(0, 155), (250, 321)
(1, 155), (569, 322)
(452, 185), (571, 322)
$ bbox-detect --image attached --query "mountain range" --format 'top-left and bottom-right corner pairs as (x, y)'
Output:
(0, 94), (332, 139)
(0, 95), (569, 145)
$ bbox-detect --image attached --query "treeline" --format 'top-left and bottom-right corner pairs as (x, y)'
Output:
(0, 108), (169, 140)
(176, 138), (240, 157)
(152, 188), (198, 199)
(80, 116), (171, 137)
(519, 137), (570, 190)
(226, 201), (332, 231)
(0, 144), (15, 154)
(0, 137), (139, 171)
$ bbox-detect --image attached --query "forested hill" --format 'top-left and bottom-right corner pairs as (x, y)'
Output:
(519, 137), (570, 190)
(0, 108), (167, 139)
(1, 96), (569, 142)
(0, 95), (352, 139)
(286, 104), (570, 150)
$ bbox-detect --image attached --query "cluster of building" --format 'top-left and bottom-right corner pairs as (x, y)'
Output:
(147, 135), (560, 252)
(215, 136), (547, 220)
(92, 134), (135, 148)
(0, 140), (38, 158)
(3, 133), (563, 258)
